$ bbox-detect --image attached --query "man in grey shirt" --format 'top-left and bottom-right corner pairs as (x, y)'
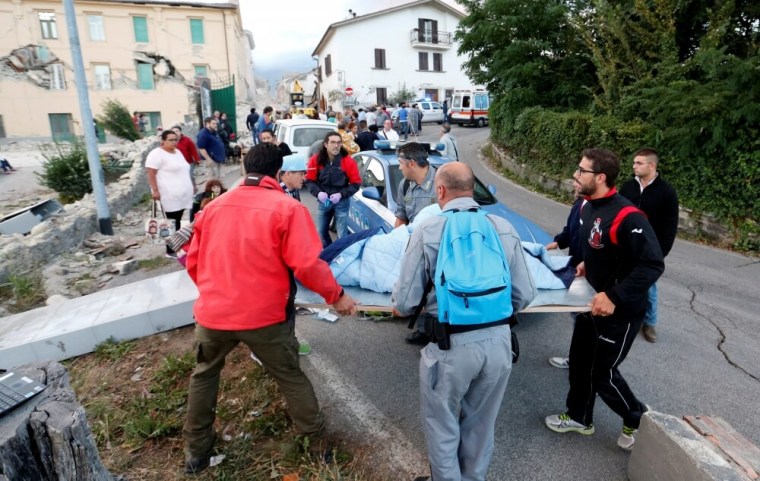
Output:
(394, 142), (439, 345)
(392, 162), (537, 481)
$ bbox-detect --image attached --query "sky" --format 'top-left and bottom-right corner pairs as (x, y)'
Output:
(239, 0), (460, 88)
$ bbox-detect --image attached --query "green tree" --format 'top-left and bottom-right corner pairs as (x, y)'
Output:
(96, 99), (140, 141)
(388, 82), (417, 106)
(456, 0), (596, 120)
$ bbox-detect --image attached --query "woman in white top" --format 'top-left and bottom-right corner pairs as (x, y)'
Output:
(146, 129), (194, 256)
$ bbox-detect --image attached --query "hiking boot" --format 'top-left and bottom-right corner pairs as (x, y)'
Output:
(617, 425), (637, 450)
(405, 330), (430, 346)
(184, 456), (209, 475)
(642, 325), (657, 343)
(545, 413), (595, 435)
(548, 356), (570, 369)
(307, 436), (336, 464)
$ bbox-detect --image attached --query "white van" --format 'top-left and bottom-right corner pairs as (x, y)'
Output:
(272, 119), (338, 157)
(449, 89), (491, 127)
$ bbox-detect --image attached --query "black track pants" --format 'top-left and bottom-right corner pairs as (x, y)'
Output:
(566, 312), (647, 429)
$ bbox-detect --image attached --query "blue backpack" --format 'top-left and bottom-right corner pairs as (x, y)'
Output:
(435, 208), (513, 325)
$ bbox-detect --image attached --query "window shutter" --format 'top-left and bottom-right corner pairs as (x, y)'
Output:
(418, 18), (425, 42)
(433, 53), (442, 72)
(432, 20), (439, 44)
(419, 52), (428, 71)
(133, 16), (148, 42)
(190, 19), (204, 44)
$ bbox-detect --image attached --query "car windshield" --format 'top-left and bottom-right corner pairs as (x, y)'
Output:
(388, 165), (496, 206)
(292, 127), (335, 147)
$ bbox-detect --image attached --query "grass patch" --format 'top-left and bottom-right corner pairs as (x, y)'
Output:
(137, 256), (172, 271)
(0, 270), (46, 313)
(67, 327), (373, 480)
(94, 337), (136, 362)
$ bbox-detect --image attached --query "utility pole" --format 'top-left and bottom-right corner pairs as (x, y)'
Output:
(63, 0), (113, 235)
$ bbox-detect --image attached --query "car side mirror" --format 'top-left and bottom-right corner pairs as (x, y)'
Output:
(362, 186), (382, 201)
(487, 185), (497, 195)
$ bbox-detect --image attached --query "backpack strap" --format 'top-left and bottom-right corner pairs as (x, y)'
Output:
(610, 205), (643, 245)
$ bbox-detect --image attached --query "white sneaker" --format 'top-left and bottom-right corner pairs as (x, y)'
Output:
(618, 426), (637, 450)
(548, 356), (570, 369)
(545, 413), (595, 435)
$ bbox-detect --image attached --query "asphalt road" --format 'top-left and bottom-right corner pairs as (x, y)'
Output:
(294, 125), (760, 480)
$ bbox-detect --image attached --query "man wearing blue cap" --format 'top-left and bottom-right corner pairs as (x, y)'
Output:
(280, 155), (307, 201)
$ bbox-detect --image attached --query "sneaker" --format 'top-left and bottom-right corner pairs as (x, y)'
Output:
(249, 351), (263, 366)
(548, 356), (570, 369)
(545, 413), (595, 435)
(165, 252), (177, 259)
(617, 425), (637, 450)
(298, 341), (312, 356)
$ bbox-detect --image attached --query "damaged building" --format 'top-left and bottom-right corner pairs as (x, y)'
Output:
(0, 0), (254, 139)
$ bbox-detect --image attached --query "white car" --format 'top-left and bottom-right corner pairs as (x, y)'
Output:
(390, 102), (445, 125)
(272, 119), (338, 157)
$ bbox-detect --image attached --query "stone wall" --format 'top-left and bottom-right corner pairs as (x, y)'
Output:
(0, 138), (158, 282)
(488, 143), (737, 246)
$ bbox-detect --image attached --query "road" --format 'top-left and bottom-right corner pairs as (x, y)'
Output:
(294, 125), (760, 480)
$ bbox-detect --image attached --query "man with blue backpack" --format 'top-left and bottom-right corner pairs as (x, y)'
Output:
(392, 162), (537, 481)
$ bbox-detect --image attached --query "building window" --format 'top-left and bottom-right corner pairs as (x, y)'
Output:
(325, 54), (332, 76)
(133, 16), (148, 43)
(50, 63), (66, 90)
(418, 18), (438, 43)
(49, 113), (74, 141)
(418, 52), (429, 71)
(39, 12), (58, 39)
(194, 65), (208, 78)
(374, 49), (386, 69)
(136, 62), (154, 89)
(433, 53), (443, 72)
(376, 87), (387, 105)
(88, 15), (105, 41)
(94, 64), (111, 90)
(190, 18), (204, 44)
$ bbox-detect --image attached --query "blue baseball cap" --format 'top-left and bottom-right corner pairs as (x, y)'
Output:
(281, 154), (307, 172)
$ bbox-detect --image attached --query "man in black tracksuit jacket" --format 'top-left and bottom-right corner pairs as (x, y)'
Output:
(545, 148), (664, 451)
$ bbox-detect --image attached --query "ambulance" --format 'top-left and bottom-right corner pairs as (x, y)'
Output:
(449, 89), (491, 127)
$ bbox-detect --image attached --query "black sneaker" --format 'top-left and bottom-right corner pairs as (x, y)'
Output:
(405, 330), (430, 345)
(184, 457), (209, 475)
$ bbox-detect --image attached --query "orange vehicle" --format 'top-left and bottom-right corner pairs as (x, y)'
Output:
(449, 89), (491, 127)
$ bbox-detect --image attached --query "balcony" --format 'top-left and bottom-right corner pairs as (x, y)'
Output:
(409, 28), (453, 49)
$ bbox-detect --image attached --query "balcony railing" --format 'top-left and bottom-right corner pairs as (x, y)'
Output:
(409, 28), (453, 48)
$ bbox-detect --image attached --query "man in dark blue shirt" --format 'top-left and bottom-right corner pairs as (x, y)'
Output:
(196, 117), (225, 179)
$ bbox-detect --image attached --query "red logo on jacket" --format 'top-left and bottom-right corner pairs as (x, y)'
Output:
(588, 217), (604, 249)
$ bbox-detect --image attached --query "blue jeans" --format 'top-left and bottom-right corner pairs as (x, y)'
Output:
(317, 198), (349, 248)
(644, 282), (658, 327)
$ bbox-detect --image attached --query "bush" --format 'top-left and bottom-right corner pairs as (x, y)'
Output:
(498, 106), (654, 178)
(37, 141), (121, 203)
(96, 99), (140, 141)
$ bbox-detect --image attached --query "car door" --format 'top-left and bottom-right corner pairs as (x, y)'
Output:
(348, 155), (396, 233)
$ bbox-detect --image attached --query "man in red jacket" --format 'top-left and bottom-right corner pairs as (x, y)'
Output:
(183, 143), (358, 474)
(172, 125), (200, 188)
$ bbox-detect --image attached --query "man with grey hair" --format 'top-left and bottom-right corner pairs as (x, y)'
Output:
(392, 162), (536, 481)
(395, 142), (439, 345)
(440, 123), (459, 162)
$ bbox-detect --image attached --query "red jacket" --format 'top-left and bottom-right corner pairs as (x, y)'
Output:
(176, 135), (200, 164)
(305, 153), (361, 199)
(186, 175), (342, 330)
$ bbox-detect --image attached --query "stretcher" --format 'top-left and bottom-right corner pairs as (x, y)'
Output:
(295, 276), (595, 314)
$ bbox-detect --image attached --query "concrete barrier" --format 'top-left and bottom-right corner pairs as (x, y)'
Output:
(629, 411), (759, 481)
